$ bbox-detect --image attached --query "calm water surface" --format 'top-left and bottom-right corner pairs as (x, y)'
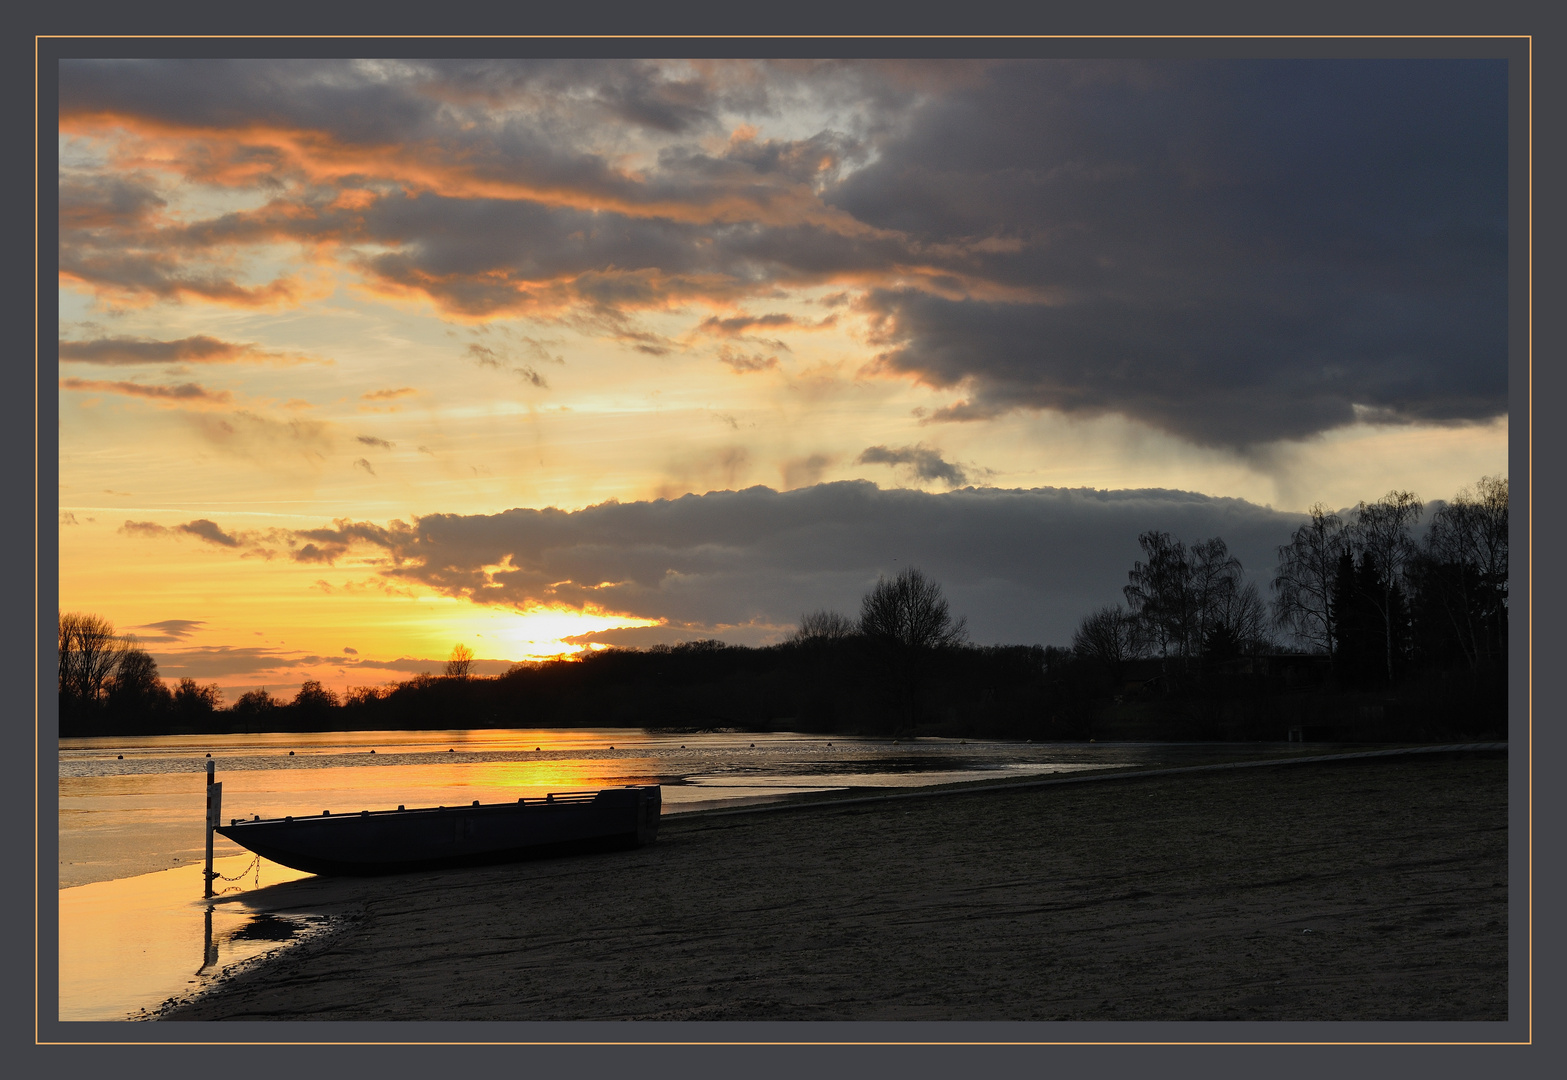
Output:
(57, 728), (1317, 1021)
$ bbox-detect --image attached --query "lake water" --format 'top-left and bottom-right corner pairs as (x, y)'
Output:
(56, 728), (1316, 1021)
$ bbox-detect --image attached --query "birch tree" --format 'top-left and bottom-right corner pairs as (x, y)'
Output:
(1271, 504), (1350, 658)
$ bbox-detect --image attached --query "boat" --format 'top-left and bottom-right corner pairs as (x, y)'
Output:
(214, 786), (661, 876)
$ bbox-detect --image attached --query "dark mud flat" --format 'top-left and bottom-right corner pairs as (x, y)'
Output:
(162, 751), (1507, 1022)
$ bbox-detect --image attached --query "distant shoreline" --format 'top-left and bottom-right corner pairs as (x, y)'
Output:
(159, 745), (1508, 1023)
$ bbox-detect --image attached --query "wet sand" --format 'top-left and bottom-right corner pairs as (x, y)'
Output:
(160, 749), (1507, 1022)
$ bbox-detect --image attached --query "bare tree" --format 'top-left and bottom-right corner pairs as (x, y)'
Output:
(1350, 490), (1424, 683)
(858, 567), (967, 731)
(1272, 504), (1349, 657)
(344, 685), (391, 708)
(1189, 537), (1245, 646)
(58, 612), (135, 710)
(1427, 476), (1508, 597)
(1123, 532), (1195, 668)
(446, 643), (475, 679)
(859, 567), (968, 650)
(790, 609), (857, 645)
(1419, 476), (1508, 673)
(1072, 604), (1143, 681)
(1208, 579), (1270, 655)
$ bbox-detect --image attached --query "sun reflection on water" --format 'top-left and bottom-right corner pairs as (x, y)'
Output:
(59, 854), (314, 1022)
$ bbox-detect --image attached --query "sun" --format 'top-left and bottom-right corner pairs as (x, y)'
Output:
(462, 604), (662, 662)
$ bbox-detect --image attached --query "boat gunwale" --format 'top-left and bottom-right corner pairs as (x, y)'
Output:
(218, 785), (658, 830)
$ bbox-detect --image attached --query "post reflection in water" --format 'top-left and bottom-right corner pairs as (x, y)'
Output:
(199, 905), (217, 975)
(58, 852), (315, 1021)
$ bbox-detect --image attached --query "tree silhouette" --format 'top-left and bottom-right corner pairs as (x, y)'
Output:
(294, 679), (340, 710)
(446, 643), (475, 679)
(233, 687), (279, 723)
(858, 567), (968, 651)
(1350, 490), (1423, 683)
(1123, 533), (1269, 684)
(58, 612), (146, 729)
(1188, 536), (1265, 659)
(172, 678), (224, 723)
(104, 646), (169, 721)
(790, 609), (857, 645)
(858, 567), (967, 732)
(58, 612), (134, 712)
(1123, 531), (1194, 670)
(1272, 504), (1350, 661)
(1071, 604), (1142, 684)
(1413, 476), (1508, 676)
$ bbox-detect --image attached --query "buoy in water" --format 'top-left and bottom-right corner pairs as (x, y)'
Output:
(117, 754), (123, 759)
(289, 750), (295, 756)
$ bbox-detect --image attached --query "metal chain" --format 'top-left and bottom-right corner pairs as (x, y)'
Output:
(213, 853), (262, 883)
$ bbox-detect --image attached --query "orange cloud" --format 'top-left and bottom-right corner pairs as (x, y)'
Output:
(58, 334), (322, 366)
(60, 114), (891, 236)
(60, 377), (233, 407)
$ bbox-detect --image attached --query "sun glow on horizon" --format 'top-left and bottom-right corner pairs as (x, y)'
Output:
(477, 604), (663, 662)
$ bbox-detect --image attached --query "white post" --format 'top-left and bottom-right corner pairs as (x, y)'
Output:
(204, 760), (216, 898)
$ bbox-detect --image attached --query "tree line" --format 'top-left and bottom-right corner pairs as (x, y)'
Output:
(58, 477), (1506, 741)
(56, 568), (1012, 738)
(1068, 477), (1506, 680)
(1061, 476), (1506, 738)
(1270, 477), (1507, 687)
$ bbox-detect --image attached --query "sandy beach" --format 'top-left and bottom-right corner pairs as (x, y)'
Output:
(160, 748), (1507, 1022)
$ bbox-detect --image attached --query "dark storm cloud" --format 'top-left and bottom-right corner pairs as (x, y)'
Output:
(62, 58), (733, 147)
(59, 59), (1507, 448)
(336, 190), (904, 319)
(268, 481), (1305, 647)
(59, 61), (905, 319)
(835, 60), (1508, 448)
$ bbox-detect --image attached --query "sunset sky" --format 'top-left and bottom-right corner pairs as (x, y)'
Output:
(55, 58), (1510, 700)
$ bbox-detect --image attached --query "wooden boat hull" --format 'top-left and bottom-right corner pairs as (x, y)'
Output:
(215, 786), (660, 876)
